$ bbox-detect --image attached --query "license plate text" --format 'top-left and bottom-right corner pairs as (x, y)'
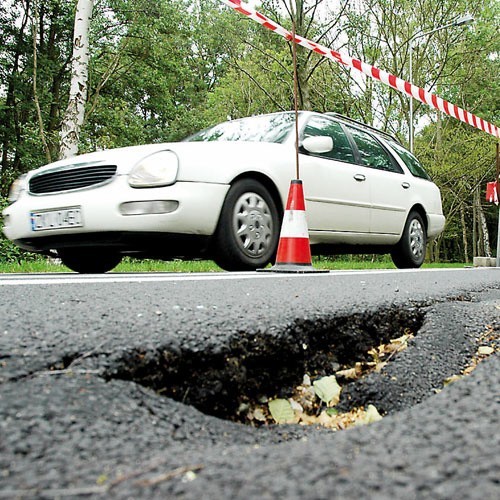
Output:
(30, 208), (83, 231)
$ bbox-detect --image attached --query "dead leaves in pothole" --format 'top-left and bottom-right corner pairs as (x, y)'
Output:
(312, 375), (342, 406)
(245, 319), (499, 427)
(249, 373), (383, 429)
(245, 333), (415, 430)
(336, 332), (413, 381)
(247, 373), (382, 430)
(368, 331), (413, 364)
(289, 403), (382, 430)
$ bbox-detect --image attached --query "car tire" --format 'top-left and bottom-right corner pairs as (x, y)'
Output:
(391, 211), (427, 269)
(57, 248), (122, 273)
(213, 179), (280, 271)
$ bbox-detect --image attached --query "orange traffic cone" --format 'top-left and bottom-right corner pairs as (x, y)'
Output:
(259, 180), (328, 273)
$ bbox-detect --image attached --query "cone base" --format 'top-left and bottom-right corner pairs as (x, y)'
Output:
(257, 263), (329, 273)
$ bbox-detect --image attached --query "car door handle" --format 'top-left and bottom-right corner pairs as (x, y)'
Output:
(354, 174), (366, 182)
(402, 182), (411, 189)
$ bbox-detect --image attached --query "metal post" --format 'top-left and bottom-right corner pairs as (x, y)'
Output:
(292, 20), (300, 180)
(409, 43), (414, 152)
(496, 143), (500, 267)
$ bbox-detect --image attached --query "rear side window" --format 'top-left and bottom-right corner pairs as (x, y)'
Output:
(386, 139), (431, 180)
(347, 126), (403, 174)
(302, 116), (355, 164)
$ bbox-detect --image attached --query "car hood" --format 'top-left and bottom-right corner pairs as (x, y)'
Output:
(26, 144), (182, 177)
(26, 141), (291, 181)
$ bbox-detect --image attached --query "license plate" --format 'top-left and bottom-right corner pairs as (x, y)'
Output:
(30, 207), (83, 231)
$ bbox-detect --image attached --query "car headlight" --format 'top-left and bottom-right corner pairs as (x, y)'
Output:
(8, 174), (27, 203)
(128, 150), (179, 188)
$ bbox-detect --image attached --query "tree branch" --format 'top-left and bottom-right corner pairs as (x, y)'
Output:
(32, 0), (52, 163)
(228, 60), (287, 111)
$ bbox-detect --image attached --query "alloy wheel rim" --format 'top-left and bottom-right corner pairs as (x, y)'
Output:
(233, 192), (274, 258)
(409, 219), (424, 259)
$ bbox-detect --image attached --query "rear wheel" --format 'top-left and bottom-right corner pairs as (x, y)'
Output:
(391, 211), (426, 268)
(58, 248), (122, 273)
(213, 179), (280, 271)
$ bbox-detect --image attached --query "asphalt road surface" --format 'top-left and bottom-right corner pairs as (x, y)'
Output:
(1, 268), (499, 499)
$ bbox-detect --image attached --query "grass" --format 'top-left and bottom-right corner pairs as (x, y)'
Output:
(0, 256), (467, 274)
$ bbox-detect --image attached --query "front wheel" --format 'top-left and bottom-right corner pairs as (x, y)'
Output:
(212, 179), (280, 271)
(391, 211), (427, 269)
(58, 248), (122, 273)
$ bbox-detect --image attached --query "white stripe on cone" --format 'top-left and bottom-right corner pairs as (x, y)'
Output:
(279, 210), (309, 238)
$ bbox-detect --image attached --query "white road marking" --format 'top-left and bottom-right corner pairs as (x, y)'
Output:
(0, 267), (485, 286)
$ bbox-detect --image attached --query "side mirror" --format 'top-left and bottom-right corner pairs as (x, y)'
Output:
(301, 136), (333, 154)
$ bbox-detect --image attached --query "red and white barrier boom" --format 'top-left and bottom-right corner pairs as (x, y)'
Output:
(222, 0), (499, 139)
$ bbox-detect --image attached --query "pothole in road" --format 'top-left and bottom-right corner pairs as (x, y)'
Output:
(106, 306), (427, 426)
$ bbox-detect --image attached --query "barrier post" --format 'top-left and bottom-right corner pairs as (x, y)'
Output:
(496, 143), (500, 267)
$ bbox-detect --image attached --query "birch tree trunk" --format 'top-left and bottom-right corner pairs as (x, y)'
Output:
(478, 201), (491, 257)
(59, 0), (94, 160)
(473, 187), (491, 257)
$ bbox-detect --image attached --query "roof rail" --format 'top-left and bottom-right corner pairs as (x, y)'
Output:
(324, 112), (401, 144)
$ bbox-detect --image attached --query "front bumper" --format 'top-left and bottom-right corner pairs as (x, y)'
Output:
(2, 176), (229, 253)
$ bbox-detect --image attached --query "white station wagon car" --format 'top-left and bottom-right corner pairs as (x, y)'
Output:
(3, 111), (445, 273)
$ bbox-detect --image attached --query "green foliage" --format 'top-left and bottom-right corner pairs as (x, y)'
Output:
(84, 0), (206, 146)
(417, 120), (498, 261)
(0, 0), (75, 192)
(0, 197), (40, 264)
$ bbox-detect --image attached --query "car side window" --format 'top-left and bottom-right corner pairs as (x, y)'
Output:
(302, 116), (355, 164)
(385, 138), (431, 180)
(346, 126), (403, 174)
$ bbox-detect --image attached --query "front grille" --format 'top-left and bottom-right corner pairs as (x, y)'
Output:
(29, 165), (117, 194)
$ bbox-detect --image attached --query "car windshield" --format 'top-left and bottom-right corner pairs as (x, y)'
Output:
(386, 139), (431, 180)
(184, 113), (296, 144)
